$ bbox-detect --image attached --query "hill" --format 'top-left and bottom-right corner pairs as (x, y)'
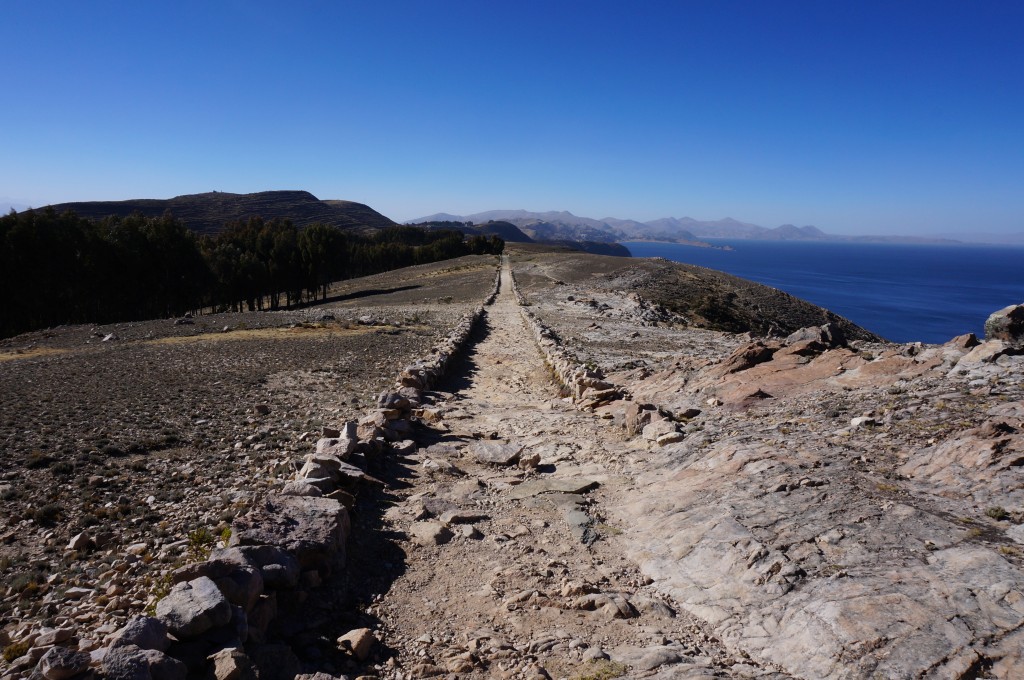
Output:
(44, 190), (396, 235)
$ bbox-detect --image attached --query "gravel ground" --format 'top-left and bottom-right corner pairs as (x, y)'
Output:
(0, 255), (498, 657)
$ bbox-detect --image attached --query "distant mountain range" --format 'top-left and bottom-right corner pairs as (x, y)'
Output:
(409, 209), (835, 245)
(403, 213), (1024, 246)
(37, 191), (395, 235)
(14, 193), (1020, 246)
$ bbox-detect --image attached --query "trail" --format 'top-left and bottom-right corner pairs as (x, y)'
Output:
(361, 262), (760, 679)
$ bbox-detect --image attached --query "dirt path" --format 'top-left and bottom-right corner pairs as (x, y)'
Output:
(358, 262), (774, 679)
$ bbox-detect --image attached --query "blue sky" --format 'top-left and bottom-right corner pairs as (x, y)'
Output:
(2, 1), (1022, 235)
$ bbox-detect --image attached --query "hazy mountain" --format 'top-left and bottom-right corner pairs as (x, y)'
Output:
(935, 231), (1024, 245)
(413, 212), (466, 223)
(407, 209), (817, 245)
(42, 190), (396, 235)
(767, 224), (828, 240)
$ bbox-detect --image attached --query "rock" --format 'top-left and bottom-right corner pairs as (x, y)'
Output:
(719, 341), (779, 374)
(409, 521), (454, 546)
(171, 549), (263, 612)
(656, 431), (685, 446)
(642, 419), (679, 442)
(635, 647), (684, 671)
(336, 627), (376, 661)
(315, 423), (358, 459)
(785, 322), (847, 349)
(947, 332), (980, 349)
(108, 616), (170, 652)
(67, 531), (92, 551)
(230, 495), (350, 572)
(378, 392), (411, 410)
(36, 646), (91, 680)
(102, 643), (187, 680)
(34, 628), (73, 646)
(471, 441), (523, 466)
(624, 402), (656, 436)
(234, 546), (300, 589)
(985, 304), (1024, 346)
(155, 576), (232, 639)
(208, 647), (255, 680)
(518, 451), (542, 469)
(281, 478), (325, 497)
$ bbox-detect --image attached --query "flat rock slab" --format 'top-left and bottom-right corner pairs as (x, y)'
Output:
(471, 442), (524, 466)
(508, 477), (600, 500)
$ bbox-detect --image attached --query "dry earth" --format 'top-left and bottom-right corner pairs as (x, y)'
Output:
(3, 245), (1024, 680)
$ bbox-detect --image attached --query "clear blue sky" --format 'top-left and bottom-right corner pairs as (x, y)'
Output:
(2, 1), (1022, 235)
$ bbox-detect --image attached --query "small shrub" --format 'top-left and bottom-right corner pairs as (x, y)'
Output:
(986, 506), (1009, 521)
(3, 640), (30, 662)
(32, 504), (61, 526)
(24, 450), (53, 469)
(144, 573), (173, 616)
(101, 444), (126, 457)
(573, 660), (629, 680)
(51, 461), (74, 476)
(187, 527), (215, 560)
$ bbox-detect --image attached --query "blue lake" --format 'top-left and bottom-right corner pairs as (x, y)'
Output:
(623, 240), (1024, 344)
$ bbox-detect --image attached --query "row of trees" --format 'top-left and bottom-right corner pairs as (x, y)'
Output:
(0, 209), (503, 338)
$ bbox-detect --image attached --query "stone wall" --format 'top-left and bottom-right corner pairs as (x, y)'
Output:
(509, 269), (623, 412)
(20, 268), (502, 680)
(509, 267), (690, 446)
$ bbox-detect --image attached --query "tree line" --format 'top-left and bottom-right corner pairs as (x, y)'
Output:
(0, 208), (503, 338)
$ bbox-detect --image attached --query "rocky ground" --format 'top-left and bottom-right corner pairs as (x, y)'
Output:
(3, 245), (1024, 680)
(0, 256), (497, 672)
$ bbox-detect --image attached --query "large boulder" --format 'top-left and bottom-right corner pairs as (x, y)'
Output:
(170, 549), (263, 612)
(985, 304), (1024, 347)
(155, 576), (232, 639)
(785, 322), (847, 349)
(230, 495), (350, 572)
(235, 546), (301, 590)
(102, 644), (187, 680)
(108, 616), (170, 652)
(36, 646), (91, 680)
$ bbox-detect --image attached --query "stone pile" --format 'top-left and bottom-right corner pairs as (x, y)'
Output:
(16, 268), (503, 680)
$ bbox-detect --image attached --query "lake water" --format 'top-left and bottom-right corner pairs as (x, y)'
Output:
(623, 240), (1024, 343)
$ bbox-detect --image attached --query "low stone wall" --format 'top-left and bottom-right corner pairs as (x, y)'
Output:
(20, 267), (502, 680)
(509, 268), (689, 446)
(509, 269), (623, 412)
